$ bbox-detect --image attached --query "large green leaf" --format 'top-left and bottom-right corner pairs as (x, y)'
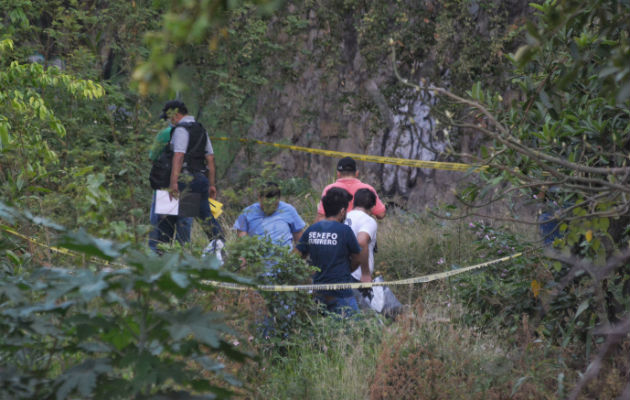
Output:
(58, 229), (127, 260)
(55, 359), (112, 400)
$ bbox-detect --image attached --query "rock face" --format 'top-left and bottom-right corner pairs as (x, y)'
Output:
(238, 2), (526, 211)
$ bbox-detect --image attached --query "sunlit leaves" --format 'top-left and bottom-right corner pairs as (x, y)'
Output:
(0, 40), (105, 202)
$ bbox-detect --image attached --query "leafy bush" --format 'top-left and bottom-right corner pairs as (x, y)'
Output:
(221, 235), (319, 343)
(0, 202), (249, 399)
(453, 221), (541, 332)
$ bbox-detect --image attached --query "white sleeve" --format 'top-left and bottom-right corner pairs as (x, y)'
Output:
(205, 135), (214, 155)
(358, 218), (377, 241)
(171, 126), (189, 153)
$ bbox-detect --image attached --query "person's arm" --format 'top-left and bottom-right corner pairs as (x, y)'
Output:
(373, 208), (386, 219)
(355, 232), (372, 282)
(292, 229), (303, 244)
(205, 154), (216, 199)
(372, 192), (387, 219)
(294, 230), (309, 258)
(237, 230), (248, 238)
(169, 152), (184, 201)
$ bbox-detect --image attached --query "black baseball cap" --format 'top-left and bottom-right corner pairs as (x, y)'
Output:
(337, 156), (356, 172)
(159, 100), (187, 120)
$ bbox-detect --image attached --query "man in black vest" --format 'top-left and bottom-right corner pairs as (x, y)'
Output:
(157, 100), (223, 253)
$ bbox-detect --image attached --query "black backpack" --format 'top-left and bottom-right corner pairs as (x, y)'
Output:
(148, 122), (207, 190)
(148, 142), (173, 190)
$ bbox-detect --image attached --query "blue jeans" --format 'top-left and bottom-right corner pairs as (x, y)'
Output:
(148, 192), (193, 253)
(155, 173), (223, 248)
(316, 294), (358, 316)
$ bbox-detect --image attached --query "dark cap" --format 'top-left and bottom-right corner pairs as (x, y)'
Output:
(336, 156), (356, 172)
(159, 100), (188, 120)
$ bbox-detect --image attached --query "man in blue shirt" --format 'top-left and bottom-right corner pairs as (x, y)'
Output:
(233, 182), (305, 248)
(234, 182), (306, 337)
(296, 187), (366, 315)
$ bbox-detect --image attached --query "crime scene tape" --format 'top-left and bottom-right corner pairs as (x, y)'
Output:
(2, 224), (523, 292)
(1, 225), (127, 268)
(201, 252), (522, 292)
(211, 137), (487, 172)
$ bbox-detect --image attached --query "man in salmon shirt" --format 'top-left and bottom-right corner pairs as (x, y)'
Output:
(315, 156), (386, 222)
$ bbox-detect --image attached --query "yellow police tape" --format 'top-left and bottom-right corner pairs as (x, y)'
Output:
(1, 225), (127, 268)
(211, 137), (487, 172)
(2, 224), (522, 292)
(201, 252), (522, 292)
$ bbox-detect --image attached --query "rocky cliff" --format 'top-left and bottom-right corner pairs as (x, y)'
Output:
(232, 1), (530, 211)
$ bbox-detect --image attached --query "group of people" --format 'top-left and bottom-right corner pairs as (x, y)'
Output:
(149, 100), (387, 315)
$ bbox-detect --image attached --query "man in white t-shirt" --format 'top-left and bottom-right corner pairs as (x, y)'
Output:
(344, 188), (378, 282)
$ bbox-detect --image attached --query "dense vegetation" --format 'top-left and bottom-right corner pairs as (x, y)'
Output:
(1, 0), (629, 399)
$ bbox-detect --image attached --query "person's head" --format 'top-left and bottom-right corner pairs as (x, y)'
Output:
(258, 181), (281, 215)
(336, 156), (359, 178)
(322, 187), (352, 220)
(353, 188), (376, 211)
(160, 100), (188, 125)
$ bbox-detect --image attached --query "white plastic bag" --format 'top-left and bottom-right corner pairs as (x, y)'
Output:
(356, 276), (402, 317)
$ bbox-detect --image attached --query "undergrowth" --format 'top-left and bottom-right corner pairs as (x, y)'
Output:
(53, 186), (624, 399)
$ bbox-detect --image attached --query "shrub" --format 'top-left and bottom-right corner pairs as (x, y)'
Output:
(0, 202), (249, 399)
(453, 221), (541, 332)
(221, 235), (319, 343)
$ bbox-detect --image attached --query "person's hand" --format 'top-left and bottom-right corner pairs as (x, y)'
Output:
(168, 182), (179, 201)
(208, 185), (217, 199)
(359, 274), (373, 299)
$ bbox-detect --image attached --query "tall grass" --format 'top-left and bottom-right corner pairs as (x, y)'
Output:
(374, 210), (479, 304)
(254, 316), (385, 399)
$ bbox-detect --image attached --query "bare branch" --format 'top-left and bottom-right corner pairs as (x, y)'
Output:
(568, 315), (630, 400)
(390, 45), (630, 177)
(544, 247), (630, 282)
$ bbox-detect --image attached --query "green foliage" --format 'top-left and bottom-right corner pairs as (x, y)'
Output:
(222, 235), (319, 342)
(0, 202), (250, 399)
(404, 1), (630, 371)
(0, 38), (104, 191)
(514, 0), (630, 105)
(0, 1), (167, 241)
(220, 162), (315, 220)
(133, 0), (282, 95)
(453, 221), (540, 331)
